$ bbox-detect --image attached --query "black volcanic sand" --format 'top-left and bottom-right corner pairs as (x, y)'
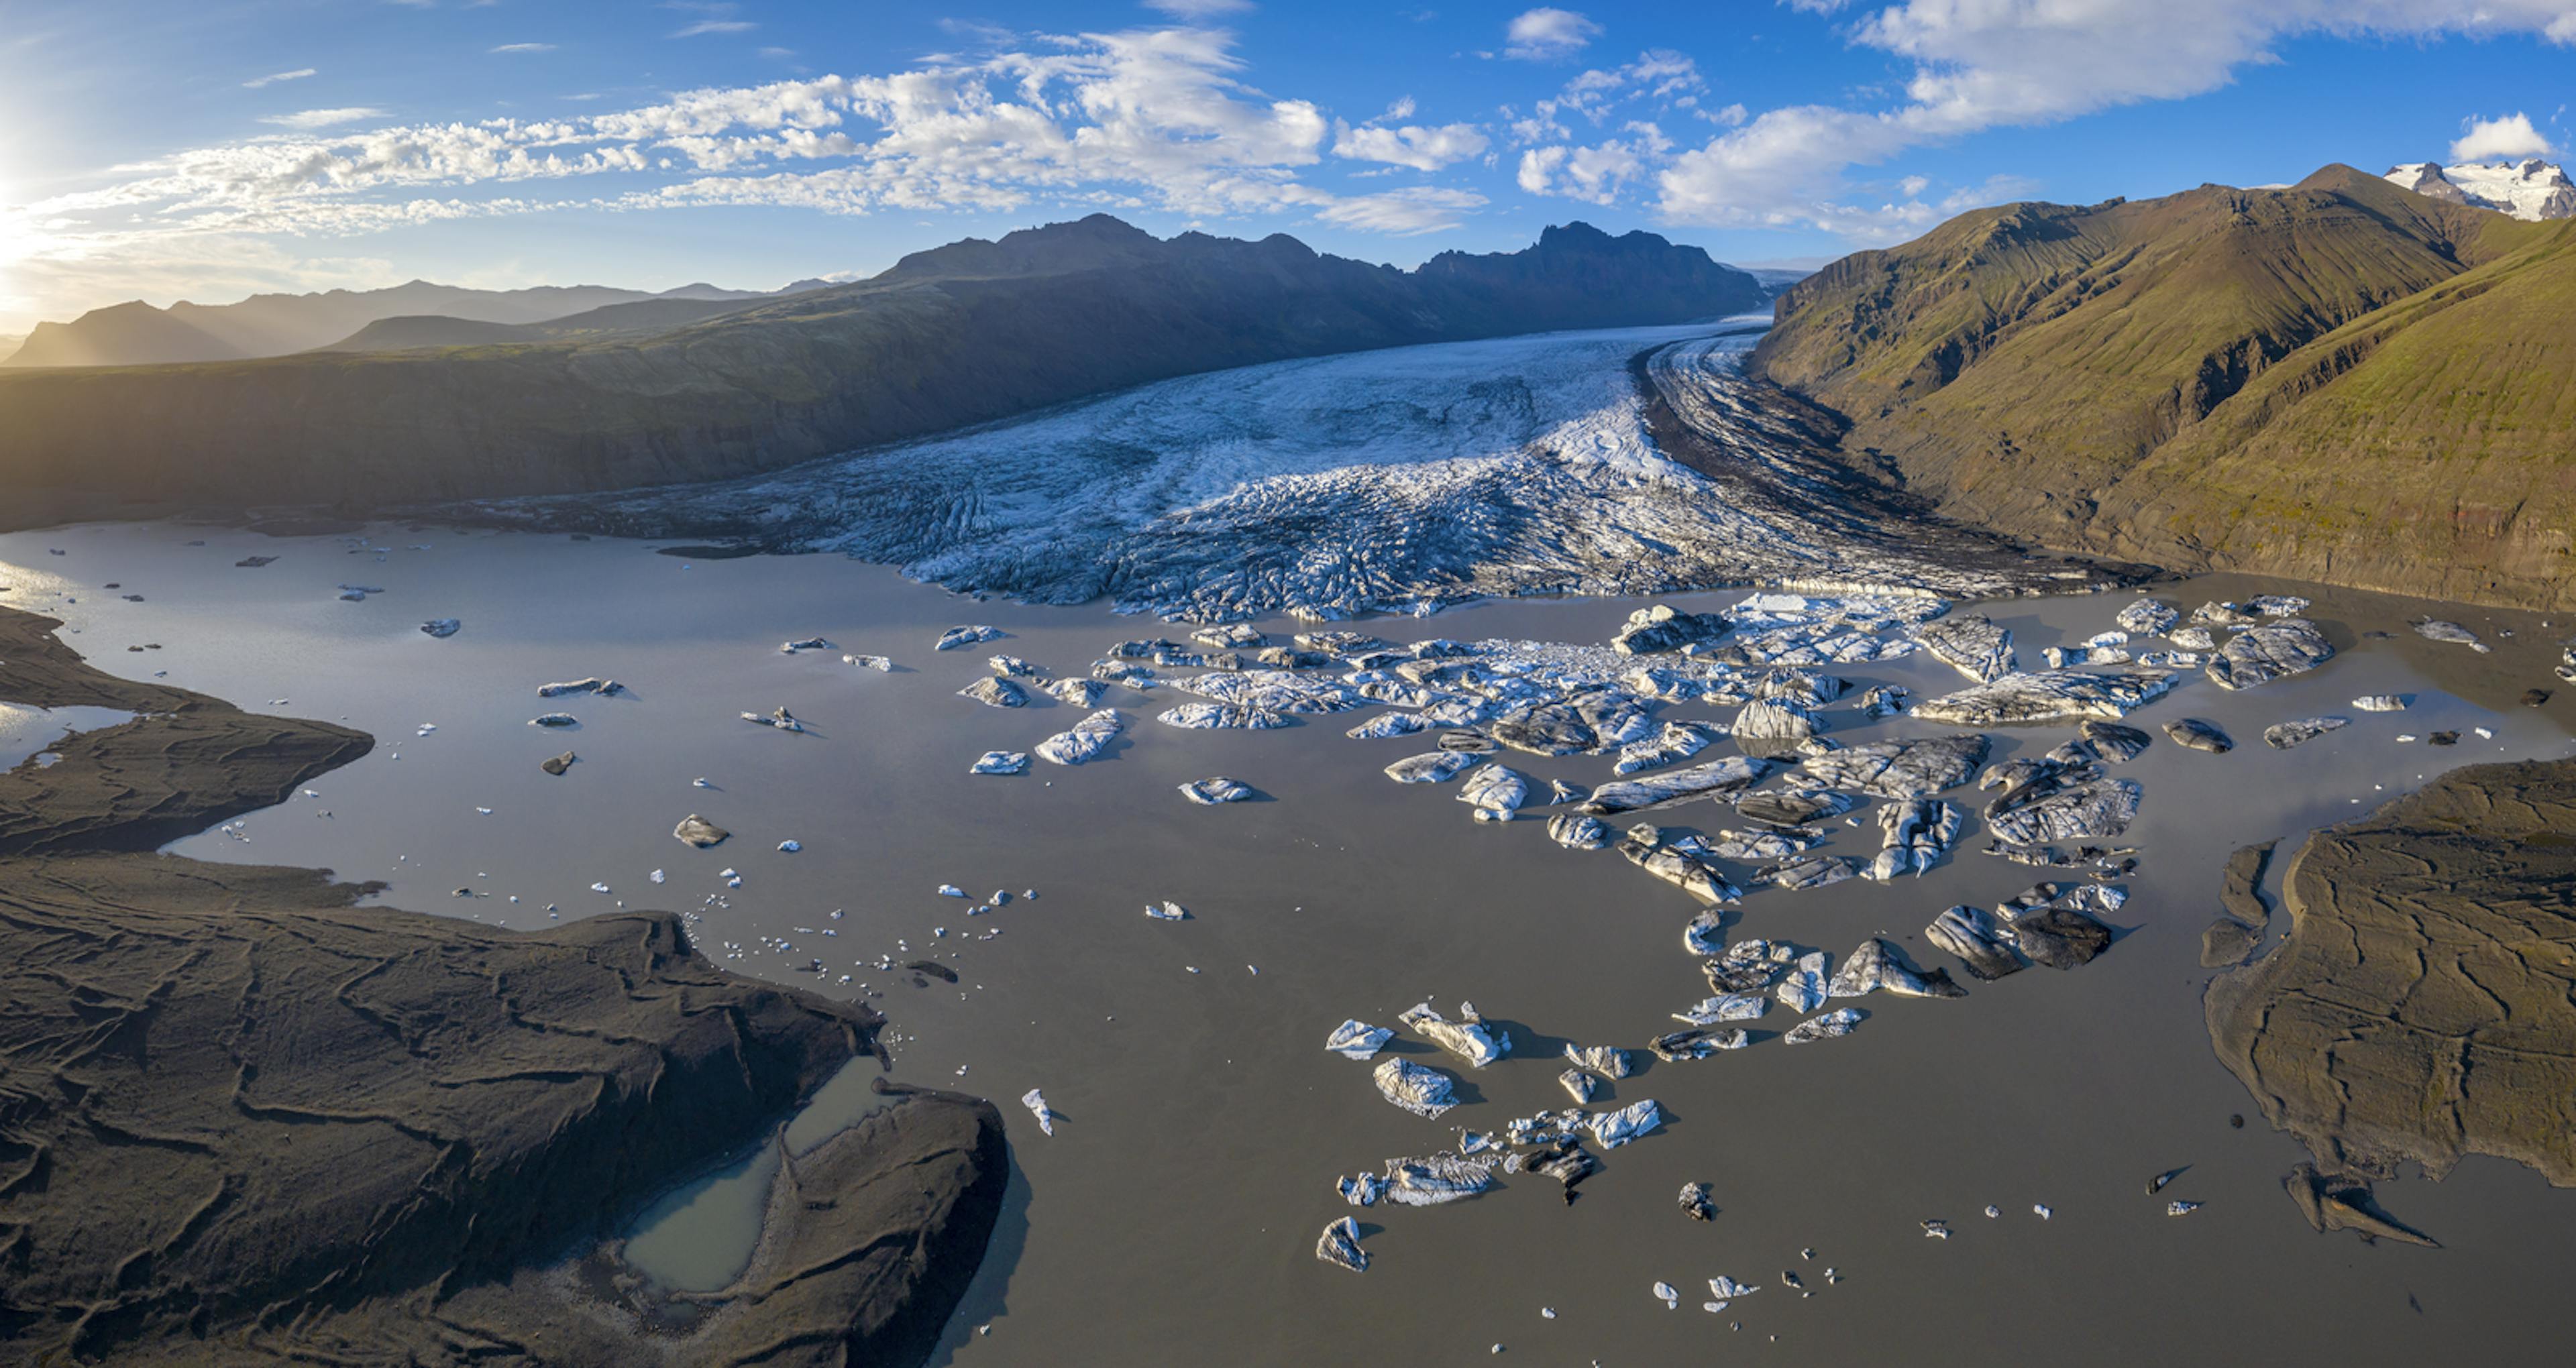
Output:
(2208, 757), (2576, 1200)
(0, 606), (1006, 1365)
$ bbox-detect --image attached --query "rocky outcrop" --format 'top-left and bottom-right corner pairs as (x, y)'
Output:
(2207, 759), (2576, 1186)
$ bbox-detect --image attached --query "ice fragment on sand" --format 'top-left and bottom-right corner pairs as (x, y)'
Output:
(1036, 709), (1124, 764)
(2352, 694), (2408, 711)
(2412, 620), (2490, 652)
(2263, 716), (2348, 750)
(936, 624), (1003, 650)
(970, 750), (1029, 775)
(1400, 1001), (1510, 1068)
(1782, 1007), (1866, 1044)
(1373, 1059), (1460, 1118)
(673, 815), (729, 848)
(1022, 1089), (1058, 1135)
(1326, 1020), (1393, 1060)
(1316, 1216), (1368, 1273)
(1179, 776), (1254, 805)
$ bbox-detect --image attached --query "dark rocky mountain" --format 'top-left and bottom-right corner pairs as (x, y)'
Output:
(0, 278), (775, 369)
(1753, 165), (2576, 609)
(0, 215), (1761, 527)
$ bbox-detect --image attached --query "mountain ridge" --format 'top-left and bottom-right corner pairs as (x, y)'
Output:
(1753, 163), (2576, 608)
(0, 215), (1762, 528)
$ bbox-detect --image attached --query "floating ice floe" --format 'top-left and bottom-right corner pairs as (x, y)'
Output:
(2167, 1201), (2202, 1217)
(2114, 598), (2180, 635)
(1036, 709), (1124, 764)
(421, 618), (460, 638)
(1709, 1275), (1760, 1300)
(937, 885), (968, 898)
(1775, 950), (1831, 1011)
(1385, 750), (1478, 784)
(2207, 620), (2334, 691)
(1194, 623), (1265, 648)
(1613, 720), (1726, 775)
(1172, 669), (1361, 714)
(1801, 732), (1987, 799)
(1325, 1020), (1393, 1060)
(1985, 775), (2141, 847)
(970, 750), (1029, 775)
(1731, 698), (1825, 760)
(2263, 716), (2349, 750)
(1546, 813), (1611, 850)
(1347, 711), (1426, 740)
(1782, 1007), (1868, 1044)
(1336, 1171), (1388, 1206)
(2163, 717), (2234, 753)
(2044, 643), (2132, 669)
(541, 750), (577, 776)
(936, 624), (1004, 650)
(777, 840), (802, 852)
(1022, 1089), (1059, 1135)
(987, 654), (1044, 679)
(1613, 604), (1733, 655)
(1179, 776), (1254, 805)
(1158, 702), (1289, 731)
(1401, 1001), (1510, 1068)
(1373, 1058), (1460, 1118)
(1456, 764), (1531, 822)
(741, 706), (804, 732)
(1654, 1281), (1680, 1310)
(2066, 720), (2151, 763)
(1046, 678), (1109, 708)
(1316, 1217), (1368, 1273)
(1682, 911), (1728, 957)
(1650, 1027), (1748, 1060)
(1582, 755), (1771, 815)
(1619, 825), (1744, 903)
(537, 677), (621, 697)
(2413, 620), (2490, 652)
(1144, 901), (1190, 921)
(780, 636), (834, 653)
(1558, 1068), (1597, 1104)
(673, 815), (729, 848)
(1865, 800), (1964, 880)
(1915, 667), (2178, 726)
(2352, 694), (2408, 712)
(1828, 939), (1966, 999)
(1759, 854), (1861, 891)
(1856, 684), (1910, 718)
(2193, 601), (2259, 628)
(843, 652), (893, 671)
(2249, 595), (2310, 617)
(1916, 614), (2017, 682)
(1679, 1183), (1716, 1221)
(1991, 882), (2124, 970)
(957, 677), (1028, 708)
(1587, 1098), (1662, 1147)
(1928, 905), (2021, 980)
(1563, 1043), (1632, 1078)
(529, 713), (578, 728)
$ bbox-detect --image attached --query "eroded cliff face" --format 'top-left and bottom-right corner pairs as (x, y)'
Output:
(0, 607), (1006, 1366)
(1754, 166), (2576, 610)
(2206, 758), (2576, 1187)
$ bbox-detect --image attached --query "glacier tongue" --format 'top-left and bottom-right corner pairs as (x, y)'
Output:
(474, 325), (2118, 622)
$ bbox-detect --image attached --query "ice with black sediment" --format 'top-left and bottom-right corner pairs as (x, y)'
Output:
(1798, 732), (1987, 799)
(476, 328), (2107, 623)
(1916, 614), (2017, 682)
(2206, 620), (2334, 691)
(1581, 754), (1772, 814)
(1915, 667), (2178, 726)
(1036, 709), (1124, 765)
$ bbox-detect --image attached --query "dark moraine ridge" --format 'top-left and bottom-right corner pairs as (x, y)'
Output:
(0, 605), (1006, 1365)
(0, 216), (1762, 532)
(2206, 758), (2576, 1189)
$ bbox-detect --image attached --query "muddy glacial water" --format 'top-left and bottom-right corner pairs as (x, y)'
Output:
(4, 521), (2573, 1366)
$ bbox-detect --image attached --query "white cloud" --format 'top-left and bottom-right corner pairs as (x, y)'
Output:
(2451, 111), (2556, 162)
(491, 43), (557, 54)
(1334, 121), (1489, 171)
(1514, 138), (1646, 205)
(1144, 0), (1256, 16)
(1657, 1), (2576, 235)
(242, 68), (316, 89)
(257, 107), (391, 129)
(674, 20), (756, 37)
(1504, 8), (1600, 61)
(17, 27), (1489, 326)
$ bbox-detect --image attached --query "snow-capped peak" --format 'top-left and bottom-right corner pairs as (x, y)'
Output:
(2384, 158), (2575, 221)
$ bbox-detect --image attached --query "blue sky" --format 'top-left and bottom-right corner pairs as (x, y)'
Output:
(3, 1), (2571, 331)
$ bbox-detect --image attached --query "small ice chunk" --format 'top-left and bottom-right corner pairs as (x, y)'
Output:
(1400, 1001), (1509, 1068)
(936, 624), (1004, 651)
(937, 885), (968, 898)
(1316, 1216), (1368, 1273)
(1587, 1098), (1662, 1147)
(1782, 1007), (1867, 1044)
(1325, 1020), (1393, 1060)
(777, 840), (802, 852)
(2167, 1200), (2202, 1216)
(1653, 1281), (1681, 1309)
(2352, 694), (2408, 712)
(1021, 1088), (1058, 1135)
(1144, 901), (1191, 921)
(970, 750), (1030, 775)
(1372, 1058), (1460, 1118)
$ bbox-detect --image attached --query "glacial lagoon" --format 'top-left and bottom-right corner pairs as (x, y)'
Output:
(4, 520), (2573, 1365)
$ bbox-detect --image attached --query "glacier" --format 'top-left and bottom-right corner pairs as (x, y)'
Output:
(470, 323), (2117, 622)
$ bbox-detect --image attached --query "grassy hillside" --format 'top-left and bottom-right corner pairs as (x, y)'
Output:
(0, 217), (1760, 526)
(1754, 166), (2574, 608)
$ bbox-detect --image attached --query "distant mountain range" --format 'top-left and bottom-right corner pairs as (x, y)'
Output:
(2385, 158), (2575, 221)
(1755, 164), (2576, 609)
(0, 216), (1762, 527)
(0, 279), (839, 369)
